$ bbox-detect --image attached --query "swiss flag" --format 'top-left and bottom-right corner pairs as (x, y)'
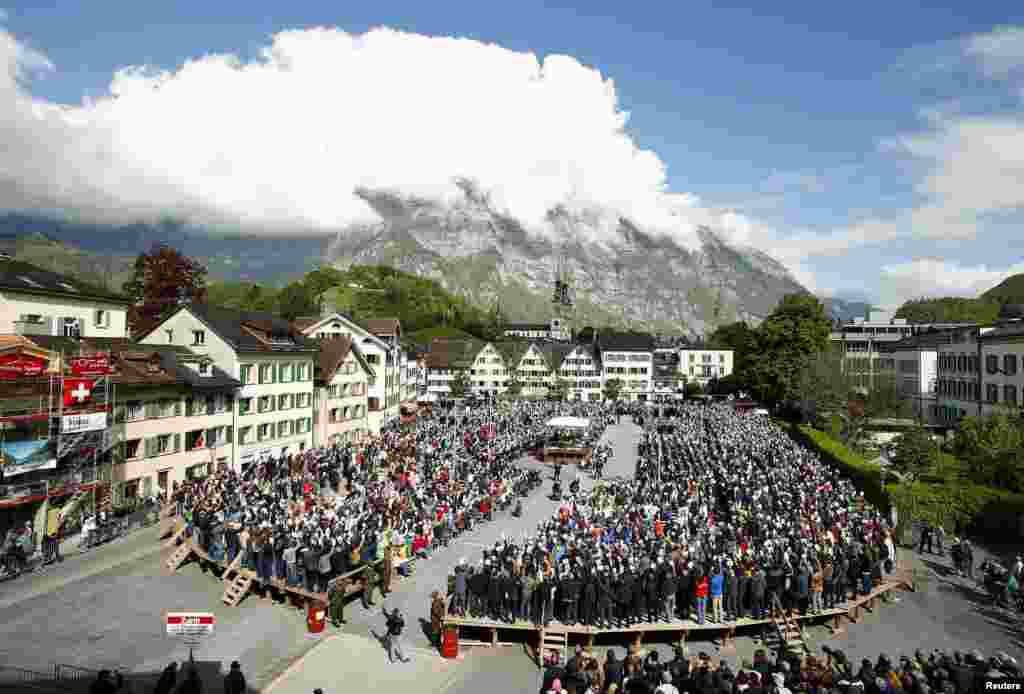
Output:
(63, 378), (95, 407)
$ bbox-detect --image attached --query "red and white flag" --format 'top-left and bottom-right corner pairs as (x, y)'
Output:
(63, 378), (95, 408)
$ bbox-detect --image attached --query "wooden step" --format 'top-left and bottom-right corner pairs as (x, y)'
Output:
(162, 525), (186, 549)
(165, 542), (194, 572)
(222, 553), (243, 584)
(222, 574), (253, 607)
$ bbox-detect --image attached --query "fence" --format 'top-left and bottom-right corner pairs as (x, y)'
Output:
(0, 662), (101, 692)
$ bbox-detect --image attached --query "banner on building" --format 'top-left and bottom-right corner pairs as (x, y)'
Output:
(0, 481), (48, 509)
(0, 353), (47, 379)
(70, 354), (112, 377)
(60, 411), (108, 434)
(0, 439), (57, 477)
(63, 378), (96, 408)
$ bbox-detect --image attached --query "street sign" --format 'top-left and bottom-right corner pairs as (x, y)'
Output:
(166, 613), (215, 646)
(70, 354), (112, 377)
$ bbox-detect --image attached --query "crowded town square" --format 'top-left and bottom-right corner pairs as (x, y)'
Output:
(0, 400), (1021, 694)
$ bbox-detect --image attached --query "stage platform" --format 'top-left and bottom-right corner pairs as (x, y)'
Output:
(543, 447), (591, 465)
(442, 575), (913, 655)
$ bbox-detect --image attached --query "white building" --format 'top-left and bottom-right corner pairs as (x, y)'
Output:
(469, 342), (508, 396)
(424, 338), (485, 397)
(139, 304), (318, 469)
(878, 331), (951, 424)
(679, 346), (734, 386)
(596, 332), (654, 402)
(0, 257), (130, 339)
(503, 318), (569, 342)
(294, 314), (403, 433)
(557, 343), (603, 401)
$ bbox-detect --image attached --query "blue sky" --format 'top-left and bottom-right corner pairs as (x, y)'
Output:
(2, 1), (1024, 306)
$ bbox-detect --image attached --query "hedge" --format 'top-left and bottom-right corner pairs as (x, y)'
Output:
(783, 423), (890, 513)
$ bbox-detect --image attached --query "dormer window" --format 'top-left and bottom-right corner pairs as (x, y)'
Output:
(199, 362), (211, 376)
(166, 330), (174, 343)
(192, 330), (205, 346)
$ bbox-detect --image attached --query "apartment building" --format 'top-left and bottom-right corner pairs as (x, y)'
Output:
(469, 342), (508, 396)
(877, 331), (952, 424)
(652, 348), (682, 396)
(679, 346), (734, 387)
(0, 257), (130, 339)
(294, 313), (402, 432)
(558, 343), (603, 401)
(831, 308), (972, 390)
(313, 336), (372, 446)
(596, 332), (654, 402)
(400, 348), (419, 403)
(139, 304), (317, 469)
(516, 342), (557, 397)
(934, 305), (1024, 423)
(503, 318), (569, 341)
(424, 338), (485, 397)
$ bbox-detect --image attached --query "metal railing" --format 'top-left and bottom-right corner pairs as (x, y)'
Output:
(53, 663), (100, 683)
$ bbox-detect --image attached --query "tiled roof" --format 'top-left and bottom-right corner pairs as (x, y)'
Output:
(182, 304), (318, 353)
(596, 331), (655, 352)
(980, 320), (1024, 341)
(493, 340), (532, 369)
(361, 317), (401, 336)
(0, 258), (130, 304)
(292, 317), (321, 332)
(315, 336), (372, 383)
(425, 338), (484, 370)
(536, 342), (575, 371)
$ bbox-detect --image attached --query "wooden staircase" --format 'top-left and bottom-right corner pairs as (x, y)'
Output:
(165, 541), (195, 572)
(222, 553), (243, 584)
(538, 628), (568, 667)
(222, 572), (253, 607)
(95, 484), (112, 514)
(769, 594), (809, 656)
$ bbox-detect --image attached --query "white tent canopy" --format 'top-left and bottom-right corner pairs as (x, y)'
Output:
(545, 416), (591, 429)
(418, 392), (438, 402)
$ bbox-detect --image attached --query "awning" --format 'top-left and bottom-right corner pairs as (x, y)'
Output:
(545, 416), (591, 429)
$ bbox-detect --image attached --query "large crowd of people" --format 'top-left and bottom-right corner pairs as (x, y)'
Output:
(172, 400), (615, 605)
(544, 643), (1021, 694)
(449, 405), (898, 629)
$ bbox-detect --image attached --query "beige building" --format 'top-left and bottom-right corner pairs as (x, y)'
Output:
(139, 304), (317, 469)
(313, 336), (373, 446)
(679, 346), (734, 386)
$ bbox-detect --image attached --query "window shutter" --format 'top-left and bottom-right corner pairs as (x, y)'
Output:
(113, 405), (126, 423)
(144, 437), (156, 458)
(207, 428), (216, 448)
(174, 400), (182, 416)
(173, 433), (181, 452)
(226, 426), (233, 444)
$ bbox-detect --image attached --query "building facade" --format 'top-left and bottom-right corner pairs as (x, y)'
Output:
(877, 332), (951, 424)
(679, 347), (734, 386)
(0, 258), (130, 339)
(558, 343), (603, 401)
(313, 336), (372, 446)
(139, 305), (317, 469)
(596, 332), (654, 402)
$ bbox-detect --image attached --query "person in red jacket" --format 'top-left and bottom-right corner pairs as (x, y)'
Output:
(695, 573), (709, 625)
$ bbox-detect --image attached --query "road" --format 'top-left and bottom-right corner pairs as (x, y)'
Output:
(2, 419), (1022, 694)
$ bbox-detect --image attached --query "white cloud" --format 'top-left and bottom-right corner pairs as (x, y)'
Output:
(0, 25), (780, 255)
(0, 9), (7, 23)
(879, 258), (1024, 306)
(965, 25), (1024, 79)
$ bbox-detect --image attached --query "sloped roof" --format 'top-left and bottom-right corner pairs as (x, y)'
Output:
(0, 258), (130, 304)
(506, 322), (549, 331)
(291, 316), (321, 332)
(362, 317), (401, 336)
(176, 304), (318, 353)
(315, 336), (374, 383)
(536, 342), (575, 371)
(596, 331), (655, 352)
(493, 340), (532, 368)
(425, 338), (484, 369)
(569, 342), (601, 367)
(980, 320), (1024, 342)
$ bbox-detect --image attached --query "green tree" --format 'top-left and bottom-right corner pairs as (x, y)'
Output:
(448, 370), (470, 399)
(122, 243), (208, 332)
(744, 294), (832, 405)
(953, 412), (1024, 489)
(276, 281), (319, 321)
(895, 297), (1000, 324)
(844, 374), (910, 447)
(890, 426), (938, 482)
(603, 377), (624, 402)
(796, 349), (853, 425)
(707, 321), (758, 378)
(503, 371), (523, 399)
(548, 376), (570, 401)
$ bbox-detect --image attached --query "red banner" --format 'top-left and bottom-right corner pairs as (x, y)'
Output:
(0, 353), (47, 379)
(63, 378), (96, 407)
(70, 354), (112, 376)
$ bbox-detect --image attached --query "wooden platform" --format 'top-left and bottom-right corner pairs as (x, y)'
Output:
(544, 447), (592, 466)
(444, 575), (913, 660)
(166, 536), (390, 608)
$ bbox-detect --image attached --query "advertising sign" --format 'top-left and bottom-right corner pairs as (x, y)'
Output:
(0, 481), (48, 509)
(0, 353), (47, 379)
(70, 354), (112, 377)
(0, 439), (57, 477)
(60, 411), (108, 434)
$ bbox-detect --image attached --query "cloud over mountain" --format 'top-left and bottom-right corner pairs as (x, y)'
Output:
(0, 25), (773, 254)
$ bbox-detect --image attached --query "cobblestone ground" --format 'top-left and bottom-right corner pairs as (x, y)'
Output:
(2, 420), (1022, 694)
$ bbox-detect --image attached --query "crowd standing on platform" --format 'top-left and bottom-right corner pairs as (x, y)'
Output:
(449, 405), (899, 630)
(543, 644), (1021, 694)
(170, 400), (615, 625)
